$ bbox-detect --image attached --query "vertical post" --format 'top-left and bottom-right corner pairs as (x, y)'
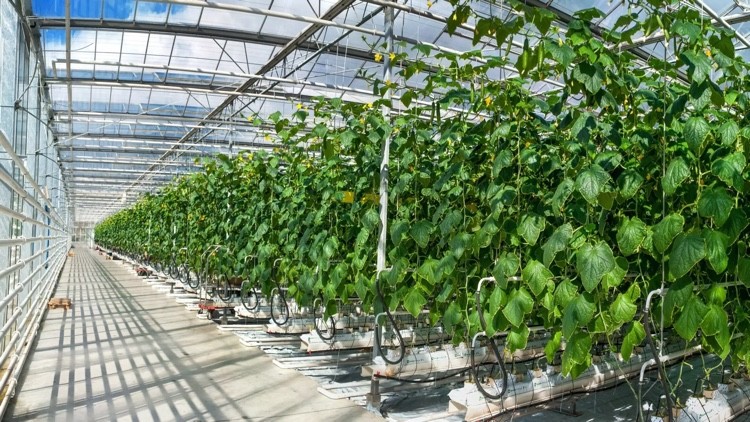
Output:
(369, 2), (394, 410)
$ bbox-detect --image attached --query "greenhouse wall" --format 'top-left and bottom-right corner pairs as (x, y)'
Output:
(0, 0), (70, 400)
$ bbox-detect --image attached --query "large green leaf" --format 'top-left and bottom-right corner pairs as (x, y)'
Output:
(737, 257), (750, 287)
(562, 293), (596, 339)
(576, 241), (615, 292)
(403, 288), (427, 317)
(616, 216), (647, 256)
(543, 223), (573, 267)
(617, 169), (644, 199)
(610, 284), (640, 324)
(701, 304), (727, 337)
(492, 252), (520, 283)
(575, 165), (610, 205)
(681, 50), (712, 84)
(518, 213), (545, 245)
(507, 323), (530, 351)
(522, 260), (553, 297)
(718, 120), (740, 146)
(503, 287), (534, 327)
(698, 186), (733, 226)
(409, 220), (434, 248)
(674, 294), (708, 340)
(602, 256), (629, 290)
(683, 116), (711, 152)
(711, 152), (746, 191)
(703, 229), (729, 274)
(653, 214), (684, 253)
(722, 209), (748, 245)
(620, 321), (645, 361)
(554, 278), (578, 308)
(662, 157), (691, 195)
(669, 232), (705, 279)
(562, 331), (593, 378)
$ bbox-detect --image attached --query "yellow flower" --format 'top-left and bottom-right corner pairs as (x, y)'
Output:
(359, 117), (365, 124)
(389, 52), (396, 61)
(427, 0), (433, 8)
(705, 48), (712, 58)
(374, 52), (383, 62)
(484, 96), (492, 107)
(366, 102), (373, 109)
(264, 134), (271, 141)
(296, 103), (303, 110)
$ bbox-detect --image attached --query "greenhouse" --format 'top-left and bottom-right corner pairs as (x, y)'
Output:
(2, 0), (750, 420)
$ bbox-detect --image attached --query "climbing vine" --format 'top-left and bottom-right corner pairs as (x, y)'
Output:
(96, 0), (750, 387)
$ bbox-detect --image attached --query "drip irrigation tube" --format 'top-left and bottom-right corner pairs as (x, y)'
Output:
(375, 274), (405, 365)
(472, 276), (507, 400)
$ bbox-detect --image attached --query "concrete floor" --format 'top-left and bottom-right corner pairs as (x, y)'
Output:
(6, 245), (382, 422)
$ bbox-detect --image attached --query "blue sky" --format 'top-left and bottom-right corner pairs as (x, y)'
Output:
(32, 0), (173, 21)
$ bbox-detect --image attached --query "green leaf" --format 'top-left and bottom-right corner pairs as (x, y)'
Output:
(523, 260), (553, 297)
(701, 304), (727, 337)
(506, 324), (530, 351)
(653, 214), (684, 254)
(552, 178), (575, 215)
(737, 257), (750, 287)
(662, 157), (691, 195)
(718, 121), (740, 146)
(487, 287), (506, 323)
(602, 256), (628, 290)
(545, 331), (562, 362)
(517, 213), (545, 245)
(409, 220), (434, 248)
(572, 62), (603, 94)
(706, 284), (726, 305)
(703, 229), (729, 274)
(617, 169), (644, 199)
(711, 152), (746, 191)
(620, 321), (645, 361)
(722, 209), (748, 245)
(681, 50), (712, 84)
(674, 294), (708, 340)
(562, 293), (596, 339)
(443, 302), (462, 333)
(545, 40), (575, 67)
(416, 258), (440, 285)
(576, 241), (615, 292)
(449, 232), (472, 259)
(493, 253), (520, 283)
(403, 288), (427, 317)
(562, 331), (592, 378)
(503, 287), (534, 327)
(698, 187), (733, 226)
(610, 284), (640, 324)
(684, 116), (711, 152)
(575, 164), (610, 205)
(390, 220), (409, 247)
(554, 279), (578, 308)
(543, 223), (573, 267)
(669, 232), (706, 279)
(617, 216), (647, 256)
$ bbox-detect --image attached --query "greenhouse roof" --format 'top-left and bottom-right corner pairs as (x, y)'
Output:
(21, 0), (750, 222)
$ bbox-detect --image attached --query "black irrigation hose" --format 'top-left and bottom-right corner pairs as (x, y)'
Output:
(313, 294), (336, 341)
(375, 275), (406, 365)
(217, 275), (233, 301)
(185, 263), (199, 289)
(373, 361), (498, 384)
(472, 289), (508, 400)
(270, 278), (290, 326)
(241, 287), (259, 311)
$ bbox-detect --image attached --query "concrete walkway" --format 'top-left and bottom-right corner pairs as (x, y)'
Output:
(6, 245), (381, 422)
